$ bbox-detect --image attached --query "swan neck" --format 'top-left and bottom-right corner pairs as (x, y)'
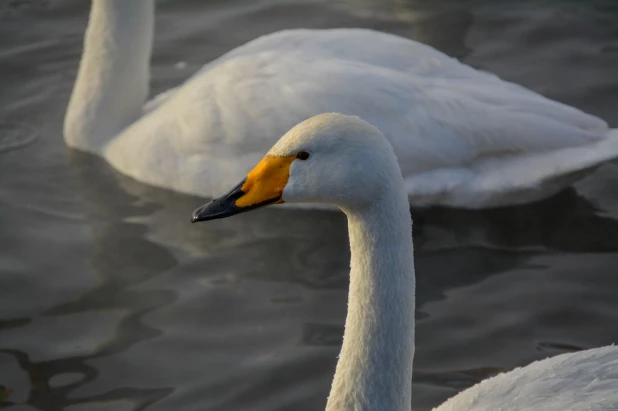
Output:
(326, 194), (415, 411)
(64, 0), (154, 152)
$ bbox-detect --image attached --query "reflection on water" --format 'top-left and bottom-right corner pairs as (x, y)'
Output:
(1, 0), (618, 410)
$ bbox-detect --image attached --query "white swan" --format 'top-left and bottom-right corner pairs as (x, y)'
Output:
(191, 113), (618, 411)
(65, 0), (618, 209)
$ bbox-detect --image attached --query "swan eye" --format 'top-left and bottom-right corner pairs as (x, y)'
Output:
(296, 151), (310, 161)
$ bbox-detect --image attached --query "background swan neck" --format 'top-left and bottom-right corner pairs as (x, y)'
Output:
(326, 193), (416, 411)
(64, 0), (154, 152)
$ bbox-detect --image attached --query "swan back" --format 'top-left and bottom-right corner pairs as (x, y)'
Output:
(436, 345), (618, 411)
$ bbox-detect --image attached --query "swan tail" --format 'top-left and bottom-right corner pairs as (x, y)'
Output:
(405, 128), (618, 208)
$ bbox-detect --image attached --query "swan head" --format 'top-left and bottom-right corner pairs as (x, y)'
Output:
(192, 113), (401, 222)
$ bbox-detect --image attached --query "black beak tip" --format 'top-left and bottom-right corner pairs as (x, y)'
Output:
(191, 203), (216, 223)
(191, 208), (201, 223)
(192, 180), (247, 224)
(191, 198), (241, 223)
(191, 179), (280, 224)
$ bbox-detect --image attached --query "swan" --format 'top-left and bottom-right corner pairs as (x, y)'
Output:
(65, 0), (618, 209)
(191, 113), (618, 410)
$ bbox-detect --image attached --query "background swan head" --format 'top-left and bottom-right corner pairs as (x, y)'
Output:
(192, 113), (404, 220)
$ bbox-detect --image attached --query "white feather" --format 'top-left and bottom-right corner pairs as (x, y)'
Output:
(65, 0), (618, 208)
(435, 345), (618, 411)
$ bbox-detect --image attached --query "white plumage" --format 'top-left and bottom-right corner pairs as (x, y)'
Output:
(192, 113), (618, 410)
(65, 0), (618, 207)
(435, 345), (618, 411)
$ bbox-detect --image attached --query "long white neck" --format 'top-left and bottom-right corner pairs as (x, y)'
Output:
(326, 189), (416, 410)
(64, 0), (154, 152)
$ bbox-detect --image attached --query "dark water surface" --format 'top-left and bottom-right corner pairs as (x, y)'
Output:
(1, 1), (618, 410)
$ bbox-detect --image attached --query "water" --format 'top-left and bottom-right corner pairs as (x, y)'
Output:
(1, 0), (618, 410)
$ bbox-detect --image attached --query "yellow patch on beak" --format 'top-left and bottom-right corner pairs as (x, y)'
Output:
(192, 154), (296, 223)
(236, 154), (296, 208)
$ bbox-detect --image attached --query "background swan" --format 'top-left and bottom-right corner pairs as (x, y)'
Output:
(65, 0), (618, 208)
(191, 113), (618, 410)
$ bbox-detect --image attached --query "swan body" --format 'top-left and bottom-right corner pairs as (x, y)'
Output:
(65, 0), (618, 208)
(191, 113), (618, 410)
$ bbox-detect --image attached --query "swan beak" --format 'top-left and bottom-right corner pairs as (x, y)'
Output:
(191, 154), (295, 223)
